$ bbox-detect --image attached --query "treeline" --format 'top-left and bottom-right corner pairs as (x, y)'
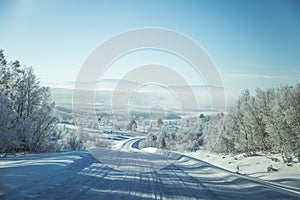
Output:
(0, 50), (58, 154)
(0, 50), (89, 156)
(140, 114), (224, 152)
(0, 50), (114, 155)
(215, 85), (300, 162)
(140, 83), (300, 163)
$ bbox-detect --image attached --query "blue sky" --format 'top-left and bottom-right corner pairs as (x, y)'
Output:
(0, 0), (299, 93)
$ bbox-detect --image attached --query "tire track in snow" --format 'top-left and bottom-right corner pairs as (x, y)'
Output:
(3, 139), (299, 200)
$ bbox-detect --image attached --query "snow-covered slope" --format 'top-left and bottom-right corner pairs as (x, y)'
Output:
(186, 151), (300, 189)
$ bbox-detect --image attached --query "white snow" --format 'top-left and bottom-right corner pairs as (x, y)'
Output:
(1, 138), (300, 199)
(185, 151), (300, 189)
(0, 151), (92, 199)
(140, 147), (158, 153)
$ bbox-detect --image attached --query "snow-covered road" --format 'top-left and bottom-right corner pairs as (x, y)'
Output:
(0, 138), (299, 199)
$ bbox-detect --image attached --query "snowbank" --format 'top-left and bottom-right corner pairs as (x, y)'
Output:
(185, 151), (300, 188)
(140, 147), (158, 153)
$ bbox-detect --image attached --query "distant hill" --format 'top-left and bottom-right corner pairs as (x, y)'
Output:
(47, 79), (236, 115)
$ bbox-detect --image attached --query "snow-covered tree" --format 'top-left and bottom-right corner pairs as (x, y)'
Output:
(157, 118), (164, 127)
(0, 50), (57, 154)
(216, 84), (300, 162)
(127, 120), (137, 131)
(141, 114), (223, 152)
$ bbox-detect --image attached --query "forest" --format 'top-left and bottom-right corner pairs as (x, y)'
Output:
(142, 84), (300, 163)
(216, 85), (300, 162)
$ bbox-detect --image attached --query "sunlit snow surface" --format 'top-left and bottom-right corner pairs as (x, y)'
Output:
(186, 151), (300, 190)
(0, 138), (299, 199)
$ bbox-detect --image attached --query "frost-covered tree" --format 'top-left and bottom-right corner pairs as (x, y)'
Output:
(0, 50), (57, 154)
(157, 118), (164, 127)
(216, 84), (300, 162)
(0, 95), (20, 155)
(127, 120), (137, 131)
(140, 114), (223, 152)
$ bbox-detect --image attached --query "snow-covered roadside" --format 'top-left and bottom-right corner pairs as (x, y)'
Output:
(185, 151), (300, 188)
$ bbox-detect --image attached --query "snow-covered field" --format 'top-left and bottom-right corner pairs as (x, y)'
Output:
(185, 151), (300, 189)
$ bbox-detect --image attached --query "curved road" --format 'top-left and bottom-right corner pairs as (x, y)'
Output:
(1, 137), (299, 199)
